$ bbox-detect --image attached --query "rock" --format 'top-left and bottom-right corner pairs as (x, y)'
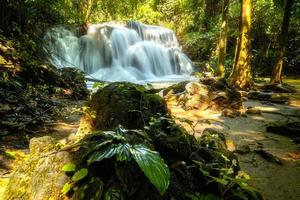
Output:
(239, 90), (248, 97)
(3, 136), (72, 200)
(222, 109), (241, 118)
(89, 82), (168, 130)
(266, 122), (300, 143)
(248, 91), (289, 104)
(246, 107), (262, 115)
(163, 81), (189, 97)
(185, 82), (209, 96)
(164, 79), (242, 111)
(258, 83), (297, 93)
(255, 149), (282, 165)
(234, 144), (251, 154)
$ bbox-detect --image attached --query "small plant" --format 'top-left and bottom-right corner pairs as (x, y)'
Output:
(62, 125), (170, 199)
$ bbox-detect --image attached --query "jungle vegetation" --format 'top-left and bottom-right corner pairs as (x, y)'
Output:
(1, 0), (299, 89)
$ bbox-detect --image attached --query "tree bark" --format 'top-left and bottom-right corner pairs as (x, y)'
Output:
(228, 0), (252, 90)
(270, 0), (294, 84)
(217, 0), (229, 77)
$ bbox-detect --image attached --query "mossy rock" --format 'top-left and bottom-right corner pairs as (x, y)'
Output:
(89, 82), (168, 130)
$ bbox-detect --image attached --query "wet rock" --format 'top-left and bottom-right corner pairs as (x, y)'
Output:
(221, 108), (241, 118)
(239, 90), (248, 97)
(3, 136), (72, 200)
(266, 122), (300, 144)
(246, 107), (262, 115)
(255, 149), (282, 165)
(248, 91), (289, 104)
(163, 81), (189, 96)
(234, 144), (251, 154)
(89, 82), (168, 130)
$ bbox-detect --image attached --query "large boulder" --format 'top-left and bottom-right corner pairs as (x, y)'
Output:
(3, 136), (72, 200)
(164, 77), (242, 110)
(89, 82), (168, 130)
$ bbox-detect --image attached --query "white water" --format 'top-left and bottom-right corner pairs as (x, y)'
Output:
(44, 21), (193, 83)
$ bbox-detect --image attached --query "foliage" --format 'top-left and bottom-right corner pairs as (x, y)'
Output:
(1, 0), (299, 77)
(62, 116), (262, 199)
(63, 125), (170, 199)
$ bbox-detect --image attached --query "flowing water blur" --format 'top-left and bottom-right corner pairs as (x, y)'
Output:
(44, 21), (193, 84)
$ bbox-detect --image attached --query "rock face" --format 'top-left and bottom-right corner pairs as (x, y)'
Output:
(89, 82), (168, 130)
(3, 136), (72, 200)
(164, 77), (242, 110)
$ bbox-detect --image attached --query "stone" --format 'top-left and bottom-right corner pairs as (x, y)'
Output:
(185, 82), (209, 96)
(234, 144), (251, 154)
(248, 91), (289, 104)
(3, 136), (72, 200)
(266, 122), (300, 143)
(89, 82), (168, 130)
(246, 107), (262, 115)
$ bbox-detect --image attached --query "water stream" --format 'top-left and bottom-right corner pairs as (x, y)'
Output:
(44, 21), (193, 84)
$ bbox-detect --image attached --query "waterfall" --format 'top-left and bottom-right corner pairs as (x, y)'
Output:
(44, 21), (193, 83)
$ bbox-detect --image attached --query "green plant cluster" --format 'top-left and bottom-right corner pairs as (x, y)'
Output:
(62, 117), (262, 200)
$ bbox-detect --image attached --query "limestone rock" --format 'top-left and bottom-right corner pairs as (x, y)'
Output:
(246, 107), (262, 115)
(163, 78), (242, 111)
(3, 136), (72, 200)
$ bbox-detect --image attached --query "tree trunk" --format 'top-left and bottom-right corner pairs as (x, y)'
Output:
(228, 0), (252, 90)
(217, 0), (229, 77)
(77, 0), (96, 35)
(270, 0), (294, 84)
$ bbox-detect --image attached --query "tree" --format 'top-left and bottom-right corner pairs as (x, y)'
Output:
(270, 0), (295, 84)
(228, 0), (252, 90)
(217, 0), (230, 77)
(73, 0), (97, 33)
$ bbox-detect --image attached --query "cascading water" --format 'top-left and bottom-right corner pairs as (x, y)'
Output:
(44, 21), (193, 83)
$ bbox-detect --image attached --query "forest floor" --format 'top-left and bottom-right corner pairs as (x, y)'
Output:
(169, 78), (300, 200)
(1, 79), (300, 200)
(171, 99), (300, 200)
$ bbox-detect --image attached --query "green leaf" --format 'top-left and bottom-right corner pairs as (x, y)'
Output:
(185, 192), (221, 200)
(62, 182), (72, 195)
(104, 187), (125, 200)
(62, 163), (76, 172)
(72, 168), (88, 182)
(130, 144), (170, 195)
(75, 177), (104, 200)
(87, 144), (120, 165)
(115, 162), (138, 195)
(116, 143), (132, 162)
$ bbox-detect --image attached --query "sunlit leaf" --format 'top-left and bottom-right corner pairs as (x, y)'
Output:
(62, 163), (76, 172)
(72, 168), (88, 182)
(116, 143), (132, 162)
(130, 144), (170, 195)
(62, 182), (72, 195)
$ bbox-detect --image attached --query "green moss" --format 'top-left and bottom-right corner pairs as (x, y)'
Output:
(89, 82), (168, 131)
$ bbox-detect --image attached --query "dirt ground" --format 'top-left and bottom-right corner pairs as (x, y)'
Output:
(169, 99), (300, 200)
